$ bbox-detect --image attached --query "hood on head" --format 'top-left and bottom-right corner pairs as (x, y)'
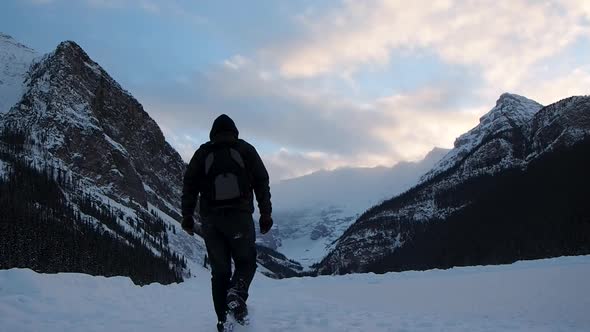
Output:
(210, 114), (239, 140)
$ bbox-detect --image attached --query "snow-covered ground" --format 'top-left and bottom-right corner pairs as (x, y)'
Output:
(1, 255), (589, 331)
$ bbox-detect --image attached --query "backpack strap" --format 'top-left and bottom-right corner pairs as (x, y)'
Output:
(205, 153), (215, 175)
(229, 148), (245, 168)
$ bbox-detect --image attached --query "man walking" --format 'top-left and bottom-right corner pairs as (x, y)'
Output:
(181, 114), (273, 331)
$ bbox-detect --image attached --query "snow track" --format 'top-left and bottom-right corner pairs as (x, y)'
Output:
(1, 255), (589, 331)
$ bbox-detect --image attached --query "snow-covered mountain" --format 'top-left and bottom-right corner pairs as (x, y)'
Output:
(262, 147), (448, 267)
(420, 93), (542, 182)
(2, 40), (188, 215)
(0, 35), (206, 282)
(0, 34), (300, 281)
(318, 93), (590, 275)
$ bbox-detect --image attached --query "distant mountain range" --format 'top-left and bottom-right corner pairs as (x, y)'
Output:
(263, 147), (449, 267)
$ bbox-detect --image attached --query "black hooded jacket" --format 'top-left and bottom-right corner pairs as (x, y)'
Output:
(181, 114), (272, 218)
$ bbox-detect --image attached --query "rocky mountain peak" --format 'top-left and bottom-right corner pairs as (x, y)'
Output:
(52, 40), (97, 72)
(56, 40), (83, 52)
(478, 93), (543, 130)
(461, 93), (542, 144)
(55, 40), (85, 55)
(497, 92), (540, 106)
(2, 37), (185, 213)
(421, 93), (543, 181)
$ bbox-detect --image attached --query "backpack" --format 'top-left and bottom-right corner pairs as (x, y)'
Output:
(203, 142), (251, 208)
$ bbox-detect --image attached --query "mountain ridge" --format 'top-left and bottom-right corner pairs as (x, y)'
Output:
(318, 93), (590, 275)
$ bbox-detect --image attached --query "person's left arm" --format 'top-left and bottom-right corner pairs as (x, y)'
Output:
(246, 143), (272, 216)
(243, 142), (273, 234)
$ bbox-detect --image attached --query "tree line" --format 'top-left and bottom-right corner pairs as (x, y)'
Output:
(0, 127), (186, 285)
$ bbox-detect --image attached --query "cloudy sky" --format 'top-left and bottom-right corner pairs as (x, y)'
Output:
(2, 0), (589, 181)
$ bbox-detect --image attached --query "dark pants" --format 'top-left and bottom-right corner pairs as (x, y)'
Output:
(202, 210), (257, 322)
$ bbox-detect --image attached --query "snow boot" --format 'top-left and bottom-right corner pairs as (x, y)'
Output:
(217, 320), (234, 332)
(227, 290), (249, 325)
